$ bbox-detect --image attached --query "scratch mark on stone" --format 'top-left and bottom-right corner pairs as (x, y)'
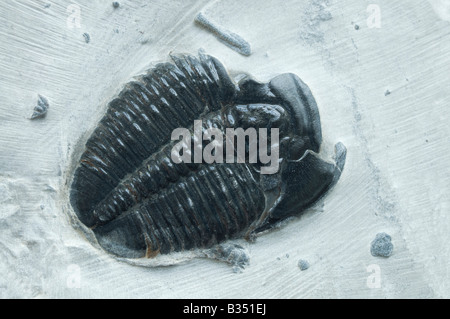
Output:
(83, 33), (90, 44)
(347, 87), (398, 221)
(195, 13), (251, 56)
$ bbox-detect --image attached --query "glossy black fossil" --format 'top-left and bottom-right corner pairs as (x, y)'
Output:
(70, 53), (347, 258)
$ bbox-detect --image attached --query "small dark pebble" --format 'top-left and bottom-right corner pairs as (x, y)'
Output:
(112, 2), (120, 8)
(83, 33), (90, 43)
(354, 24), (360, 30)
(298, 259), (310, 271)
(385, 90), (391, 96)
(370, 233), (394, 258)
(30, 95), (49, 120)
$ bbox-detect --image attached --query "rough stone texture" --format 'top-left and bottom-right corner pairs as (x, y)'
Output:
(298, 259), (310, 271)
(30, 95), (49, 120)
(204, 244), (251, 273)
(370, 233), (394, 257)
(0, 0), (449, 298)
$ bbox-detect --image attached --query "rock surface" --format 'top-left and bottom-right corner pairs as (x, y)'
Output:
(0, 0), (449, 298)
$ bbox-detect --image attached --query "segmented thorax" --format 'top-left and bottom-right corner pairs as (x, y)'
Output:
(71, 54), (272, 258)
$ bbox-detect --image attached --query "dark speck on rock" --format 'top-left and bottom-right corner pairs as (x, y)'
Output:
(298, 259), (310, 271)
(385, 90), (391, 96)
(354, 24), (360, 30)
(112, 2), (120, 9)
(83, 33), (90, 43)
(371, 233), (394, 257)
(30, 95), (49, 120)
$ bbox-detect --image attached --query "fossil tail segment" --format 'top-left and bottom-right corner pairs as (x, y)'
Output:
(243, 73), (347, 234)
(254, 142), (347, 234)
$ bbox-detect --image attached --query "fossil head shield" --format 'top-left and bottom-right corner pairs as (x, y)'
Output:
(70, 53), (347, 259)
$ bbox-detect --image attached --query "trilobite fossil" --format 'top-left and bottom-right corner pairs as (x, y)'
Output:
(70, 52), (347, 259)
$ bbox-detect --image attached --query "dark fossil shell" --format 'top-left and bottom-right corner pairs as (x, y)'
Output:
(70, 53), (347, 258)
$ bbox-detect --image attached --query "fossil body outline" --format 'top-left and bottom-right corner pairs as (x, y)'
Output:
(70, 53), (346, 258)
